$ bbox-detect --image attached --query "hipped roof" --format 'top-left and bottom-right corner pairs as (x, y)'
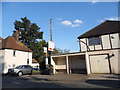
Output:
(78, 20), (120, 39)
(32, 59), (39, 63)
(1, 36), (32, 52)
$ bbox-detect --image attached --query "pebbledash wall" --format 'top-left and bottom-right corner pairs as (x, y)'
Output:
(1, 49), (32, 74)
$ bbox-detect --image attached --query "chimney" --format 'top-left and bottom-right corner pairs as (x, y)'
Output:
(13, 30), (19, 41)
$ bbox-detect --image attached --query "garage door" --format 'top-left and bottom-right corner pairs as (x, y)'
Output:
(90, 54), (110, 74)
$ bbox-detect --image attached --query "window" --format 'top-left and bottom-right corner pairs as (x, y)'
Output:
(88, 36), (101, 46)
(13, 50), (16, 56)
(27, 59), (29, 64)
(24, 65), (32, 69)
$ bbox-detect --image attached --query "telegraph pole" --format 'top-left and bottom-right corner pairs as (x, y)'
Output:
(49, 19), (52, 65)
(50, 18), (52, 41)
(44, 19), (54, 75)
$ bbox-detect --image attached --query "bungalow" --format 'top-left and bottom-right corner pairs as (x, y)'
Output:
(0, 30), (33, 74)
(51, 20), (120, 75)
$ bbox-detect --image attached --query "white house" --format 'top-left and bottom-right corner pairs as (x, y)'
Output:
(0, 30), (33, 74)
(32, 59), (39, 68)
(51, 20), (120, 75)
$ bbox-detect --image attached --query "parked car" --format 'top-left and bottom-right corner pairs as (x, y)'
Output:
(33, 67), (40, 71)
(8, 65), (33, 76)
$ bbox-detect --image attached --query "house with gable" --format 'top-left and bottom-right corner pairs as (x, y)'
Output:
(51, 20), (120, 75)
(0, 30), (33, 74)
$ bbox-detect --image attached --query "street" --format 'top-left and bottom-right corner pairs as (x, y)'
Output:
(2, 74), (120, 89)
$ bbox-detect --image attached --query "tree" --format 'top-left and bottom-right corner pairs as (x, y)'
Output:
(52, 48), (70, 55)
(14, 17), (47, 63)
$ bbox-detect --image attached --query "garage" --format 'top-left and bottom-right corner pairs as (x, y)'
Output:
(89, 54), (111, 74)
(68, 55), (86, 74)
(53, 56), (67, 74)
(51, 52), (87, 74)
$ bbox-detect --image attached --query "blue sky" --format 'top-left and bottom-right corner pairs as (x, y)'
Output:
(2, 2), (118, 52)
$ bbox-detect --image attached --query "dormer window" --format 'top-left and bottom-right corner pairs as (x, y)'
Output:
(88, 36), (101, 46)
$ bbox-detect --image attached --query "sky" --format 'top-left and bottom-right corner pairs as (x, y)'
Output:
(1, 2), (119, 52)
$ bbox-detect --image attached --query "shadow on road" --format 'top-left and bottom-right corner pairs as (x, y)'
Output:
(2, 74), (69, 88)
(85, 79), (120, 88)
(100, 75), (120, 80)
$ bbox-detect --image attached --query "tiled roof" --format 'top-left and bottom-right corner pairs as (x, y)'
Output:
(1, 36), (32, 52)
(0, 37), (2, 48)
(32, 59), (38, 63)
(78, 20), (120, 39)
(0, 37), (2, 39)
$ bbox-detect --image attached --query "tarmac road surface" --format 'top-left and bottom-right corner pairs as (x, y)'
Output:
(2, 74), (120, 89)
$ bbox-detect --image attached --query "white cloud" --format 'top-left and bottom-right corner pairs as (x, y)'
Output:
(97, 17), (120, 23)
(71, 24), (80, 27)
(91, 0), (98, 4)
(61, 20), (72, 26)
(106, 17), (120, 20)
(74, 19), (83, 24)
(61, 19), (83, 27)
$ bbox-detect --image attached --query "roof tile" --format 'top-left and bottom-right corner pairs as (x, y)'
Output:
(1, 36), (32, 52)
(78, 20), (120, 39)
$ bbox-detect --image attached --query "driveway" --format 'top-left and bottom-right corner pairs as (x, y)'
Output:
(2, 74), (120, 89)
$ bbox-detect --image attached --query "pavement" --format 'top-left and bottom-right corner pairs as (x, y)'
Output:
(2, 73), (120, 89)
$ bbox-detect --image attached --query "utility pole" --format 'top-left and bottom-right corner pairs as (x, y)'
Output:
(50, 18), (52, 41)
(49, 19), (52, 65)
(45, 19), (53, 75)
(44, 19), (54, 75)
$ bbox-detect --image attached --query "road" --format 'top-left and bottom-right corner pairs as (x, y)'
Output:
(2, 74), (120, 89)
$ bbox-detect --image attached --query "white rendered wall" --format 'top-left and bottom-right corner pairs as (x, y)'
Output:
(51, 57), (56, 74)
(0, 50), (5, 74)
(51, 49), (120, 74)
(101, 35), (111, 49)
(2, 49), (32, 74)
(80, 38), (87, 52)
(95, 45), (102, 50)
(110, 33), (120, 48)
(80, 33), (119, 52)
(88, 46), (94, 51)
(85, 52), (91, 75)
(118, 49), (120, 73)
(31, 63), (39, 68)
(87, 49), (120, 74)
